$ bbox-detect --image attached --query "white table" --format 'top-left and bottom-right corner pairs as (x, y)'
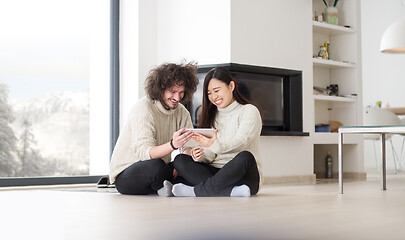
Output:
(338, 125), (405, 194)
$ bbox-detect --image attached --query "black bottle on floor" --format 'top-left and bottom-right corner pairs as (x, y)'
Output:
(326, 152), (333, 178)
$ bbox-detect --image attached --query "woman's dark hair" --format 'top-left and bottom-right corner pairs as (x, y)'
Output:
(145, 62), (199, 103)
(199, 67), (250, 128)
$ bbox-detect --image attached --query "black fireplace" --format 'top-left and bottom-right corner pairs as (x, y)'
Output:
(185, 63), (308, 136)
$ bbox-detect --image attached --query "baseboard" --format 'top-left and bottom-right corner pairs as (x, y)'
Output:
(315, 172), (367, 180)
(263, 174), (316, 185)
(341, 172), (367, 180)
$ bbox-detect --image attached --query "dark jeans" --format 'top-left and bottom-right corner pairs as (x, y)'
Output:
(173, 151), (260, 197)
(114, 158), (189, 195)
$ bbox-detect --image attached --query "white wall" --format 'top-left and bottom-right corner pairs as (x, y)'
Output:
(155, 0), (231, 64)
(230, 0), (314, 177)
(89, 0), (110, 175)
(361, 0), (405, 170)
(230, 0), (312, 72)
(138, 0), (158, 99)
(120, 0), (140, 127)
(361, 0), (405, 108)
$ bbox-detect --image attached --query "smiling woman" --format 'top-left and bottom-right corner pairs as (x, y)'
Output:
(0, 0), (110, 184)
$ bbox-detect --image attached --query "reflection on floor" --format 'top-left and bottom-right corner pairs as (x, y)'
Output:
(2, 170), (405, 240)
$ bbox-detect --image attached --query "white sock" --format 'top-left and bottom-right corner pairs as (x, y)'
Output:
(230, 185), (251, 197)
(172, 183), (196, 197)
(157, 180), (174, 197)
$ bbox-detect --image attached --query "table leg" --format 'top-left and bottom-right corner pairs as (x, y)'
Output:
(339, 132), (343, 194)
(381, 134), (386, 190)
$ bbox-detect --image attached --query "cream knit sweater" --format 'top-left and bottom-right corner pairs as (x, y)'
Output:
(109, 96), (193, 183)
(197, 100), (263, 184)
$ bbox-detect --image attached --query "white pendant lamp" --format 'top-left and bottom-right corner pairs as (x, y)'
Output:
(380, 20), (405, 53)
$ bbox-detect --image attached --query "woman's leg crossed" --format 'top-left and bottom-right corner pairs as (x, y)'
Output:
(173, 154), (218, 185)
(194, 151), (260, 196)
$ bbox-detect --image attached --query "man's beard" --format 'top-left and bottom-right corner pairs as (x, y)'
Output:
(161, 99), (178, 110)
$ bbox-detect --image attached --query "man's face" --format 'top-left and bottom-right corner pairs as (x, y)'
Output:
(161, 85), (185, 110)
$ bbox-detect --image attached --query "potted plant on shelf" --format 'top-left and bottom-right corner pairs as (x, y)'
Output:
(322, 0), (339, 25)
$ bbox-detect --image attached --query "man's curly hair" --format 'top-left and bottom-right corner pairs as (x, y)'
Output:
(145, 62), (199, 104)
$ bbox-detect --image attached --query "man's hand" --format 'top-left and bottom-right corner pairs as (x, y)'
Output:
(191, 146), (204, 161)
(193, 129), (217, 148)
(171, 128), (193, 149)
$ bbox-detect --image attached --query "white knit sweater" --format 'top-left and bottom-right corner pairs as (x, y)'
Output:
(109, 96), (193, 183)
(198, 100), (263, 184)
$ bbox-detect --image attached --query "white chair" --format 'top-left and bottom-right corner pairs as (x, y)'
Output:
(363, 107), (401, 172)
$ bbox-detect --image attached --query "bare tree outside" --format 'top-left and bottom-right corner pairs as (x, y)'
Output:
(17, 118), (45, 177)
(0, 84), (19, 177)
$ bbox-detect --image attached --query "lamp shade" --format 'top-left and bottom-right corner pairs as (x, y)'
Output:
(380, 20), (405, 53)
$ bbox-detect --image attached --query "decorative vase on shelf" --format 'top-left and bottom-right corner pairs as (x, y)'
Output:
(326, 7), (338, 25)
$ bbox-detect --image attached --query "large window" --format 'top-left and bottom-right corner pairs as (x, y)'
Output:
(0, 0), (111, 183)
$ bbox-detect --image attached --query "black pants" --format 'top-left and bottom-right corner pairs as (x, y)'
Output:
(114, 158), (189, 195)
(173, 151), (260, 197)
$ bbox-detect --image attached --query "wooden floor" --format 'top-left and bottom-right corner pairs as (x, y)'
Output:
(2, 171), (405, 240)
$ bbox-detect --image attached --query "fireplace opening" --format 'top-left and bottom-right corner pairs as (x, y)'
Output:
(185, 63), (308, 136)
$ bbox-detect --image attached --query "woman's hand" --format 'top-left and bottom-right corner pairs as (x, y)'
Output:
(191, 146), (204, 161)
(193, 129), (217, 148)
(171, 128), (193, 149)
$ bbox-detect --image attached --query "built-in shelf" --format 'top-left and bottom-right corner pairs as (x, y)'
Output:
(312, 132), (362, 144)
(312, 0), (363, 179)
(312, 21), (355, 35)
(261, 131), (310, 137)
(312, 58), (356, 69)
(313, 95), (357, 103)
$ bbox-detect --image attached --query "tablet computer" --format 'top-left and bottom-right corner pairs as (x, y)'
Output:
(183, 128), (215, 148)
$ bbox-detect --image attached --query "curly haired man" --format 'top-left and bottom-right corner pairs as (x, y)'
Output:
(109, 62), (199, 196)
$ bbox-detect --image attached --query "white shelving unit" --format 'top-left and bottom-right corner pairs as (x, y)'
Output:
(312, 20), (355, 35)
(313, 94), (356, 103)
(312, 57), (356, 69)
(311, 0), (363, 179)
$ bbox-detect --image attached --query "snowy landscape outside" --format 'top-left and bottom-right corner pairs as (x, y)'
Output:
(0, 87), (89, 177)
(0, 0), (91, 177)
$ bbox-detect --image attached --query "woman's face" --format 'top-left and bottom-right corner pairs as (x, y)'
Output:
(207, 78), (235, 109)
